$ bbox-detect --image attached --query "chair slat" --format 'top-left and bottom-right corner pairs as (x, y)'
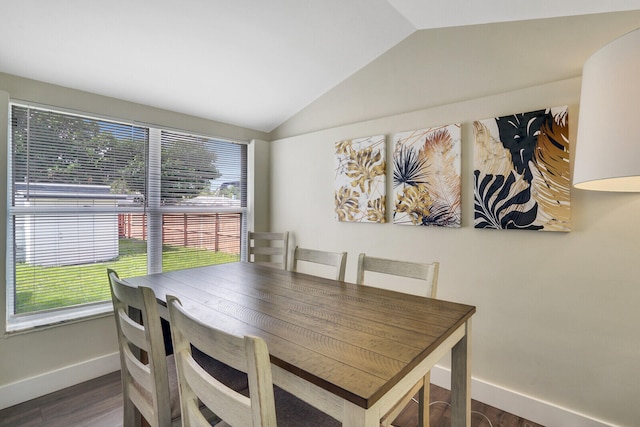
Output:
(118, 308), (148, 351)
(123, 346), (152, 391)
(182, 354), (253, 427)
(248, 231), (289, 270)
(357, 254), (439, 298)
(187, 403), (214, 427)
(292, 246), (347, 281)
(127, 383), (156, 425)
(251, 246), (284, 256)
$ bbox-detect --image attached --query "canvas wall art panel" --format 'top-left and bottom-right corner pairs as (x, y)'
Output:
(392, 125), (461, 227)
(473, 106), (571, 231)
(334, 135), (386, 223)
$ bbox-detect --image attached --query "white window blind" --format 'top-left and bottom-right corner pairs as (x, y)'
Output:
(8, 104), (247, 325)
(147, 129), (246, 274)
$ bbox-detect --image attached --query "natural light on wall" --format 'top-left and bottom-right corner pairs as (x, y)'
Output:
(573, 27), (640, 192)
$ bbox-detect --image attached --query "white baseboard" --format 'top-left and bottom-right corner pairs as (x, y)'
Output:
(0, 356), (618, 426)
(430, 365), (617, 427)
(0, 352), (120, 411)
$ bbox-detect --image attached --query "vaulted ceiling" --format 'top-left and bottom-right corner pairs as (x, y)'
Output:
(1, 1), (640, 132)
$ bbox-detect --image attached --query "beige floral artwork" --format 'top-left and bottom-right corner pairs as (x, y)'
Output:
(393, 125), (461, 227)
(335, 135), (386, 223)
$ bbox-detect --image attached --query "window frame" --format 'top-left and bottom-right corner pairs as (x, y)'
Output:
(5, 102), (249, 333)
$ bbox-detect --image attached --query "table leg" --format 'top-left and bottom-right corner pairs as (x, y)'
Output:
(450, 319), (471, 427)
(343, 401), (379, 427)
(417, 374), (430, 427)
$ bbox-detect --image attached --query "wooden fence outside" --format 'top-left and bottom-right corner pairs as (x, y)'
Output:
(119, 213), (241, 254)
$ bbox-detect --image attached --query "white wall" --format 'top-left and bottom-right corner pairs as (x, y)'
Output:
(0, 74), (270, 408)
(269, 77), (640, 426)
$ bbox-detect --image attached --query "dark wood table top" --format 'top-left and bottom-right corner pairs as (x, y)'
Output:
(125, 262), (476, 410)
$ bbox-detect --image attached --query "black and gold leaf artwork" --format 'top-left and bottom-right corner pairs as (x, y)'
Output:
(473, 106), (570, 232)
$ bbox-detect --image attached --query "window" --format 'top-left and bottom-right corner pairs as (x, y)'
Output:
(7, 104), (247, 331)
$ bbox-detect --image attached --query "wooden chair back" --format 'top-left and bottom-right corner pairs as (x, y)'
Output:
(107, 269), (177, 427)
(248, 231), (289, 270)
(356, 254), (439, 298)
(167, 296), (277, 427)
(292, 246), (347, 281)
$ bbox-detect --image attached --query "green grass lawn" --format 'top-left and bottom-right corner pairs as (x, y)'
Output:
(15, 238), (239, 314)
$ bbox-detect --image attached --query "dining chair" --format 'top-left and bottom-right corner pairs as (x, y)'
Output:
(355, 254), (439, 427)
(167, 295), (341, 427)
(248, 231), (289, 270)
(108, 269), (181, 427)
(291, 246), (347, 281)
(108, 270), (247, 427)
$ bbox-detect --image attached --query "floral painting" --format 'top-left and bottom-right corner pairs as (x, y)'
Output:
(335, 135), (386, 223)
(473, 106), (570, 231)
(392, 125), (461, 227)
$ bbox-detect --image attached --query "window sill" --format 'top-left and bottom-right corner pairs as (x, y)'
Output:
(5, 302), (114, 335)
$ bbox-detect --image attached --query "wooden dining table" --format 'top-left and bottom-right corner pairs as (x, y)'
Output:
(125, 261), (476, 427)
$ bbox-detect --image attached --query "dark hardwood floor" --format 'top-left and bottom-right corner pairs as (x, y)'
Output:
(0, 371), (544, 427)
(0, 372), (123, 427)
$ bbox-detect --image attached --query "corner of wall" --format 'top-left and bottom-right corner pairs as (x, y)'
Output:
(248, 139), (271, 233)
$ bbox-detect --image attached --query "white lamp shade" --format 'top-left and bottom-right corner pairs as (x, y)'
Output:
(574, 27), (640, 192)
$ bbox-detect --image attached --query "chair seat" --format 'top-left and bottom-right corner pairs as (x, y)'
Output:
(273, 386), (340, 426)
